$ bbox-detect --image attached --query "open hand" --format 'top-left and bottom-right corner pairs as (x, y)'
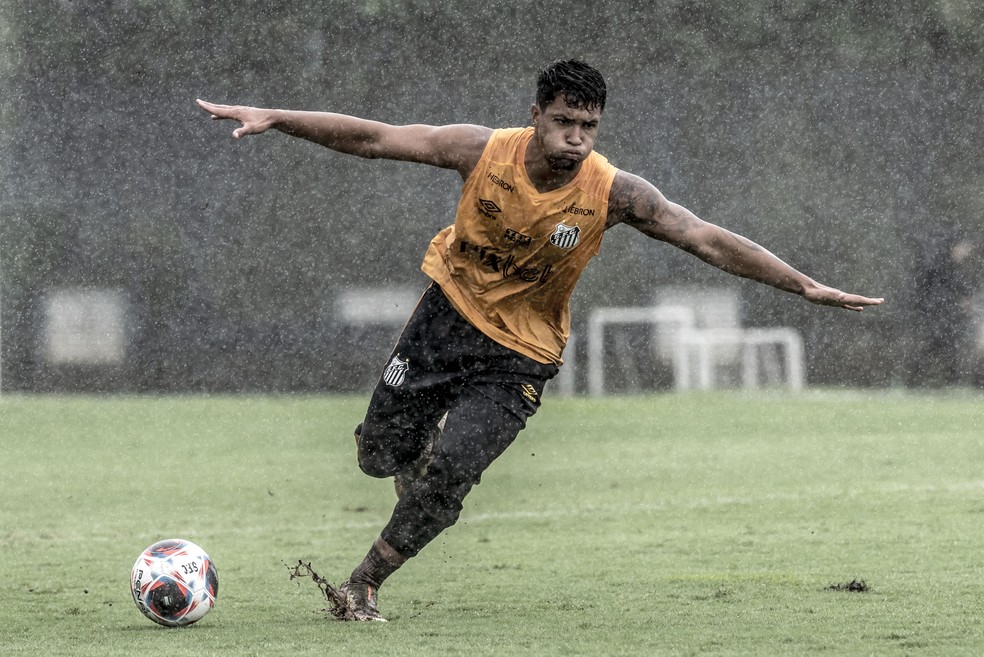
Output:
(196, 99), (275, 139)
(803, 282), (884, 312)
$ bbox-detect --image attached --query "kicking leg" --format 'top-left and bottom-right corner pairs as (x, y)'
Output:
(355, 382), (449, 480)
(340, 286), (556, 620)
(352, 285), (458, 482)
(343, 386), (531, 620)
(378, 386), (529, 557)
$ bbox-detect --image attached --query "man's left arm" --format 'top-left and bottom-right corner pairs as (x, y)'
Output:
(607, 171), (884, 312)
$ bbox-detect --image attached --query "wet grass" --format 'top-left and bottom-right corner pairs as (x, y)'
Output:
(1, 390), (983, 656)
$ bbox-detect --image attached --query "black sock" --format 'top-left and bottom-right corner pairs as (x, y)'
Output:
(349, 537), (407, 588)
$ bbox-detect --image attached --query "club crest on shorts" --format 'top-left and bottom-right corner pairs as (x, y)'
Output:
(382, 355), (409, 387)
(549, 223), (581, 249)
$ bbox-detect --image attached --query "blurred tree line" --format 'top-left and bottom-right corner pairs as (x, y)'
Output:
(1, 0), (982, 392)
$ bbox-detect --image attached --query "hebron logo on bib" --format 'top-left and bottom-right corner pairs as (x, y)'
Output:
(549, 223), (581, 249)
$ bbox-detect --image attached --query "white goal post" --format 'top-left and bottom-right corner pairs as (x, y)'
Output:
(586, 305), (696, 396)
(586, 306), (805, 395)
(673, 327), (805, 392)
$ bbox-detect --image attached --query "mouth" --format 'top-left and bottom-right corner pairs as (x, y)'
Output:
(555, 151), (583, 164)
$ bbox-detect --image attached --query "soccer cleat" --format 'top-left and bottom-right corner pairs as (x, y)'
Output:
(339, 580), (387, 622)
(393, 413), (446, 499)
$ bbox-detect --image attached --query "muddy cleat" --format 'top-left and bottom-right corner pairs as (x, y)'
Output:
(393, 413), (446, 499)
(339, 580), (387, 622)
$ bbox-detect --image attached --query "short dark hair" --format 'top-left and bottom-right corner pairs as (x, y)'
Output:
(536, 60), (607, 112)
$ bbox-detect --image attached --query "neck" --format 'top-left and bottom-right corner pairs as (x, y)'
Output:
(524, 138), (580, 193)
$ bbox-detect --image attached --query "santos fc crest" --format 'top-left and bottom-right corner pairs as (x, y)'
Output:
(382, 355), (409, 387)
(549, 223), (581, 249)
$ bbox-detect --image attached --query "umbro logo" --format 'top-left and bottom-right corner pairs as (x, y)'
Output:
(478, 199), (502, 220)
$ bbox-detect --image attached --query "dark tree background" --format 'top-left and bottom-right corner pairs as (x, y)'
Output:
(1, 0), (982, 391)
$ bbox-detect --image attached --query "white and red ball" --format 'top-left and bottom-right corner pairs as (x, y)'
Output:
(131, 539), (218, 627)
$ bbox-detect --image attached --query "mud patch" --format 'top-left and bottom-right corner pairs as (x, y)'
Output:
(286, 560), (349, 619)
(826, 579), (869, 592)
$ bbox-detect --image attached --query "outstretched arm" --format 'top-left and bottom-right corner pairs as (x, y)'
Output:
(607, 171), (884, 312)
(195, 99), (491, 177)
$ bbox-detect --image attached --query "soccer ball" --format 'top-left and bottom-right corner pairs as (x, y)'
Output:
(130, 539), (218, 627)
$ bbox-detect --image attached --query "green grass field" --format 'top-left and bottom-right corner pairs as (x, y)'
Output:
(2, 391), (983, 656)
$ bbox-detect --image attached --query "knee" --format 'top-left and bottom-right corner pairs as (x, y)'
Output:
(359, 453), (396, 479)
(355, 424), (403, 479)
(357, 441), (399, 479)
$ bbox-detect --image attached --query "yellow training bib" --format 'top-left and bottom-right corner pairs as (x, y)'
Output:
(422, 127), (618, 365)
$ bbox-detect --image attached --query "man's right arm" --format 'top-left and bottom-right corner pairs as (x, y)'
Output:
(196, 100), (491, 178)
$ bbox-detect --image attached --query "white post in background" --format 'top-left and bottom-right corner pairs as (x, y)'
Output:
(587, 305), (696, 396)
(1, 244), (4, 399)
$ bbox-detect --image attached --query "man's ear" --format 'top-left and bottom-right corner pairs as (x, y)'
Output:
(530, 103), (541, 125)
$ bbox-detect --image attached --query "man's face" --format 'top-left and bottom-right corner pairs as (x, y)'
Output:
(530, 94), (602, 171)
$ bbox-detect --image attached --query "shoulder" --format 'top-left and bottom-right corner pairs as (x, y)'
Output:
(454, 126), (536, 178)
(425, 124), (494, 176)
(487, 126), (533, 152)
(430, 123), (493, 153)
(496, 126), (533, 138)
(606, 170), (663, 228)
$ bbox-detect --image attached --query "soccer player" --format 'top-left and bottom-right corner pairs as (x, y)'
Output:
(197, 60), (883, 621)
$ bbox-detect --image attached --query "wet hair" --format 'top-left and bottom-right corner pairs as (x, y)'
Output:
(535, 59), (607, 113)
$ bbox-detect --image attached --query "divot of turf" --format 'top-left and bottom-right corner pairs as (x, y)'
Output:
(286, 561), (350, 619)
(827, 579), (869, 592)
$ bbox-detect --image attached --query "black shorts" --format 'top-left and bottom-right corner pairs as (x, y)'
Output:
(358, 283), (559, 480)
